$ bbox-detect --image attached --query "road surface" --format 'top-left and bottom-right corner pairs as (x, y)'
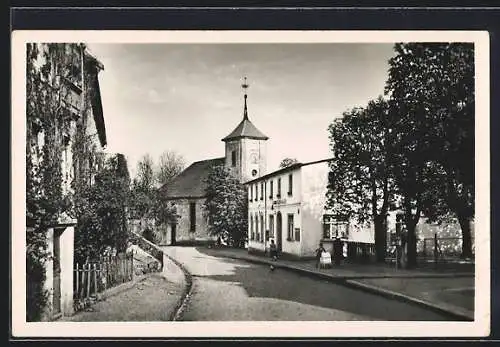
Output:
(162, 246), (454, 321)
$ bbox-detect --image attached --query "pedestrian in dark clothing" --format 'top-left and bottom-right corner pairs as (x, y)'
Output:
(269, 239), (278, 261)
(333, 237), (343, 265)
(315, 242), (326, 268)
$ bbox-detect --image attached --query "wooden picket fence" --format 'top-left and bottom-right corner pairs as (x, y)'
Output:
(73, 253), (134, 305)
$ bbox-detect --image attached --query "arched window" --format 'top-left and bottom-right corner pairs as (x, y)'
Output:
(231, 150), (236, 167)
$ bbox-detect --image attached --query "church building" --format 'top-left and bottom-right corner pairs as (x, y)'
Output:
(158, 78), (268, 245)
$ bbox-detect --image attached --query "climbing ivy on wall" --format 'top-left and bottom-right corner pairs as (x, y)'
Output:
(26, 43), (84, 321)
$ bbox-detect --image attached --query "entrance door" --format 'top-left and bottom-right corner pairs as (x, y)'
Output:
(52, 229), (62, 316)
(171, 223), (177, 246)
(276, 212), (282, 253)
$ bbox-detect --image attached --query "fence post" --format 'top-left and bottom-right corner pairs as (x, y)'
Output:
(86, 263), (91, 299)
(434, 233), (438, 269)
(131, 253), (134, 280)
(93, 263), (98, 296)
(75, 263), (79, 299)
(124, 256), (128, 282)
(80, 264), (84, 298)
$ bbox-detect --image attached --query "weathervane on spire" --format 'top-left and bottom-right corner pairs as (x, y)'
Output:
(242, 76), (249, 120)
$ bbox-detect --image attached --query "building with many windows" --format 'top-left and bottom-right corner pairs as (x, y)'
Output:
(246, 159), (375, 259)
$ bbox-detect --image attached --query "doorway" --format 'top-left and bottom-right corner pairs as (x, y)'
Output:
(170, 223), (177, 246)
(276, 212), (282, 253)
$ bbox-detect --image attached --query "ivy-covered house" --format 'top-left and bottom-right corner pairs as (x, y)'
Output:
(26, 43), (107, 321)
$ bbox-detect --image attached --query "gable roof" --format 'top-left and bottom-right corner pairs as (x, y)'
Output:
(85, 51), (107, 148)
(222, 118), (269, 142)
(159, 157), (226, 199)
(244, 158), (335, 185)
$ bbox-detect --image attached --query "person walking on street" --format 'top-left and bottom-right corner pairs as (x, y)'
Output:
(269, 239), (278, 261)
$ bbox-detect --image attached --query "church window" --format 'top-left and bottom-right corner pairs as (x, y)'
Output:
(260, 182), (264, 200)
(288, 174), (293, 196)
(231, 150), (236, 167)
(269, 180), (273, 199)
(277, 178), (281, 198)
(249, 186), (253, 201)
(189, 202), (196, 232)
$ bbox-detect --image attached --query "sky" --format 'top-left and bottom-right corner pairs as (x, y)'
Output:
(86, 43), (395, 178)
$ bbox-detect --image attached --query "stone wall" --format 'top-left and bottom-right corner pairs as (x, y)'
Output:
(167, 198), (215, 243)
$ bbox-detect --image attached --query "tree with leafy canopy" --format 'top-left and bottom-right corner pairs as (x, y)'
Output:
(74, 153), (131, 263)
(204, 165), (248, 247)
(156, 150), (186, 187)
(326, 97), (394, 262)
(130, 154), (156, 220)
(279, 157), (300, 169)
(130, 153), (179, 243)
(385, 42), (475, 265)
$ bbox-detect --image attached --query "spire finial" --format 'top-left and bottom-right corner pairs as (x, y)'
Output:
(242, 76), (249, 120)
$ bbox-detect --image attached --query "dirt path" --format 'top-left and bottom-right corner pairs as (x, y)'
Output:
(67, 273), (184, 322)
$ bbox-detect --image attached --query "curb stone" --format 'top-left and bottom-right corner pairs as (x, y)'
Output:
(212, 252), (474, 321)
(162, 252), (194, 321)
(127, 236), (193, 321)
(344, 279), (474, 321)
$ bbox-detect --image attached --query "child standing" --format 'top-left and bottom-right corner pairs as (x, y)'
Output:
(315, 242), (326, 268)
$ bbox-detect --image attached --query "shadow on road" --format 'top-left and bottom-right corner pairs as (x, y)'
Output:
(193, 248), (454, 321)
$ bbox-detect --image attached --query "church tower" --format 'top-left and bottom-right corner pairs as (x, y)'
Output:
(222, 77), (269, 183)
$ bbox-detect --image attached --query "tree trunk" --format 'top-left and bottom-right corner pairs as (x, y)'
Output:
(404, 215), (419, 269)
(374, 215), (387, 263)
(457, 212), (473, 259)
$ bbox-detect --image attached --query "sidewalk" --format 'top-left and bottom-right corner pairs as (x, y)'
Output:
(64, 272), (184, 322)
(62, 249), (187, 322)
(198, 247), (475, 321)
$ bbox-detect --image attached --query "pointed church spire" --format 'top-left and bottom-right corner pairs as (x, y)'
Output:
(242, 76), (249, 120)
(222, 76), (268, 142)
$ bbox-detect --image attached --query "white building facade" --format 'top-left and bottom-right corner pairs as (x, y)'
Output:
(246, 159), (375, 259)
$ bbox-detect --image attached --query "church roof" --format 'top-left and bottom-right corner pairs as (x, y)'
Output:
(222, 83), (269, 142)
(159, 157), (226, 199)
(222, 118), (269, 142)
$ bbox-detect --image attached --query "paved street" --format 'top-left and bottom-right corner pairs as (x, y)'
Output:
(199, 246), (475, 320)
(162, 246), (454, 321)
